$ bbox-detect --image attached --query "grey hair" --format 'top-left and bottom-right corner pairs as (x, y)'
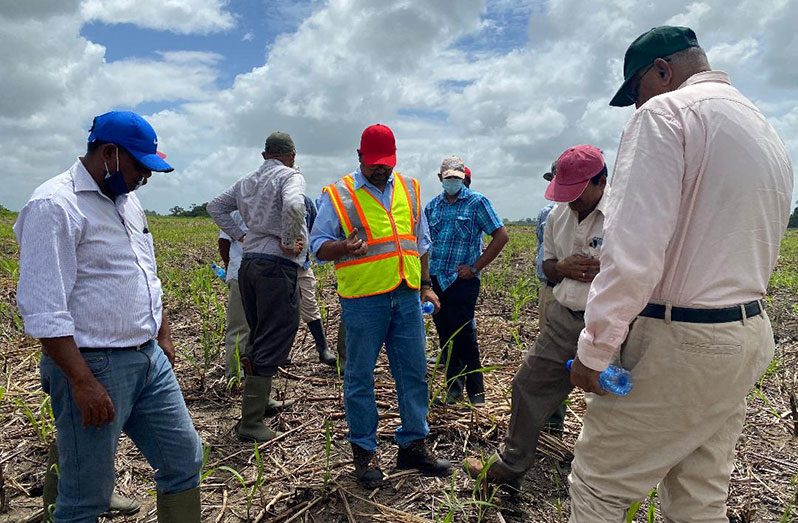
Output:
(666, 46), (710, 70)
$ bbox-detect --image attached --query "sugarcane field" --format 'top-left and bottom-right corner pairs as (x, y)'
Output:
(1, 211), (797, 522)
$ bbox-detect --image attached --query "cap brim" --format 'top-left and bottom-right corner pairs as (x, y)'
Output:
(544, 178), (590, 203)
(543, 172), (553, 181)
(609, 76), (637, 107)
(362, 152), (397, 168)
(136, 151), (174, 173)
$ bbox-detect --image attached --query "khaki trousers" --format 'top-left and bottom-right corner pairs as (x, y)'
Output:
(224, 279), (249, 379)
(569, 311), (775, 522)
(298, 266), (322, 323)
(488, 299), (582, 480)
(538, 283), (555, 334)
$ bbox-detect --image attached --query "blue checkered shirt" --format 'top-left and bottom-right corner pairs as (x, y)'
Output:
(425, 187), (503, 291)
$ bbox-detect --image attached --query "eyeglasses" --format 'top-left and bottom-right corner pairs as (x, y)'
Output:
(628, 58), (670, 104)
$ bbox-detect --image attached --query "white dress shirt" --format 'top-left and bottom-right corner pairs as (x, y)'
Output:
(543, 188), (609, 312)
(578, 71), (794, 371)
(14, 159), (163, 348)
(218, 211), (247, 283)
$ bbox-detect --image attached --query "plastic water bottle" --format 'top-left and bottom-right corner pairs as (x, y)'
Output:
(421, 301), (435, 315)
(211, 262), (226, 280)
(565, 359), (633, 396)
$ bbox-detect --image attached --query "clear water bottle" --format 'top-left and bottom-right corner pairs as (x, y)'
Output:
(421, 301), (435, 315)
(566, 359), (633, 396)
(211, 262), (226, 280)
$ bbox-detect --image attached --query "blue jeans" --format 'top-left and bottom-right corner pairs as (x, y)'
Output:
(40, 342), (203, 523)
(340, 284), (430, 451)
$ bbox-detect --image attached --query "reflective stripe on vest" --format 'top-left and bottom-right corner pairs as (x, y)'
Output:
(325, 172), (422, 298)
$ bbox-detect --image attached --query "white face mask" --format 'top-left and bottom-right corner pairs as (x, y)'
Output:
(442, 178), (464, 196)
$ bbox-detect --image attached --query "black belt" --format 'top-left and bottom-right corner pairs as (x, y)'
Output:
(79, 340), (155, 353)
(242, 252), (299, 268)
(639, 300), (762, 324)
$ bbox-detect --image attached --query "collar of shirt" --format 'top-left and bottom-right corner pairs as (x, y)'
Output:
(439, 186), (472, 201)
(678, 70), (730, 90)
(566, 186), (611, 220)
(353, 168), (394, 193)
(72, 158), (105, 194)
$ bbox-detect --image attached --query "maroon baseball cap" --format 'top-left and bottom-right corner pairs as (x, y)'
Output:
(464, 166), (472, 180)
(359, 124), (397, 167)
(545, 145), (605, 202)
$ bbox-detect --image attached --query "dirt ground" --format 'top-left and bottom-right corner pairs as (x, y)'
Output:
(1, 221), (797, 522)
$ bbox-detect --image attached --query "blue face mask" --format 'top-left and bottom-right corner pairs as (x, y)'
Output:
(103, 146), (136, 197)
(442, 178), (464, 196)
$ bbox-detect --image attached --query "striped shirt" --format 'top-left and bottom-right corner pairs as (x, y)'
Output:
(14, 159), (163, 348)
(424, 187), (503, 291)
(207, 159), (307, 266)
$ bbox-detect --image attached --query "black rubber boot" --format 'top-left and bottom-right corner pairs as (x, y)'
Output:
(157, 487), (200, 522)
(308, 319), (336, 366)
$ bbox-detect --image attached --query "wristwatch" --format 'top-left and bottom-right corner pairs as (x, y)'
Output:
(420, 279), (433, 288)
(468, 265), (478, 275)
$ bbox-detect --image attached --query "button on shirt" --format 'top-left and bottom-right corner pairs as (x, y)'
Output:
(543, 188), (610, 312)
(218, 211), (247, 283)
(425, 187), (503, 291)
(535, 203), (555, 283)
(310, 169), (431, 259)
(14, 159), (163, 348)
(207, 159), (307, 266)
(578, 71), (794, 371)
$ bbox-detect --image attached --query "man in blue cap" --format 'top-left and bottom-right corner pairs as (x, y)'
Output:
(15, 111), (203, 522)
(568, 27), (793, 521)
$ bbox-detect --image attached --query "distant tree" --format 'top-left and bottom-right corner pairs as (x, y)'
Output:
(144, 209), (159, 217)
(789, 203), (798, 229)
(169, 203), (210, 218)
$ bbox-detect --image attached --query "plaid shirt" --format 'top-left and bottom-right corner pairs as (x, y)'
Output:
(425, 187), (503, 291)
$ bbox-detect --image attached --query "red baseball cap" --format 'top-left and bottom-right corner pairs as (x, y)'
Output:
(464, 166), (472, 180)
(545, 145), (605, 202)
(359, 124), (397, 167)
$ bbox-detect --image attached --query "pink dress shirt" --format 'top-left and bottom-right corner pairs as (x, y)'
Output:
(578, 71), (794, 371)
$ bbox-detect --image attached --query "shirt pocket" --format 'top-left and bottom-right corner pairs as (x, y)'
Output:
(455, 215), (473, 240)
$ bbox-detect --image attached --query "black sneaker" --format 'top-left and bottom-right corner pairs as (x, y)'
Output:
(467, 392), (485, 406)
(351, 443), (384, 489)
(396, 439), (451, 476)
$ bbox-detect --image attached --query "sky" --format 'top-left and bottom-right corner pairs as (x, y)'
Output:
(1, 0), (796, 219)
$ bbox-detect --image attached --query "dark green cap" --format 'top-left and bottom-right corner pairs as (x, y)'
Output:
(264, 131), (295, 154)
(609, 26), (700, 107)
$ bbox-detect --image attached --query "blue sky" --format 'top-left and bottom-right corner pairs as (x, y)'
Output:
(1, 0), (796, 218)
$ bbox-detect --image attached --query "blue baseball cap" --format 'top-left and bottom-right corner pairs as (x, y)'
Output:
(88, 111), (174, 172)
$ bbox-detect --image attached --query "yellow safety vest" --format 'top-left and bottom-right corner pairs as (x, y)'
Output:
(324, 172), (421, 298)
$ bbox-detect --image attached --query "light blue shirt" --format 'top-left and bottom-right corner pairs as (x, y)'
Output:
(535, 203), (555, 282)
(310, 169), (431, 259)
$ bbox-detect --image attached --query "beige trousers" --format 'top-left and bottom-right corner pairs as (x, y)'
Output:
(298, 266), (322, 323)
(224, 279), (249, 379)
(569, 310), (775, 522)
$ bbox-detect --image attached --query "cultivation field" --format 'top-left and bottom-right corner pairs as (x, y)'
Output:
(0, 211), (796, 522)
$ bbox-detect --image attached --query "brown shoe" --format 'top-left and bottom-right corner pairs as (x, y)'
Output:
(463, 455), (522, 489)
(396, 439), (451, 476)
(351, 444), (384, 489)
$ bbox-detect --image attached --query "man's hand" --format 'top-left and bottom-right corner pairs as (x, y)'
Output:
(421, 286), (441, 314)
(159, 337), (176, 367)
(281, 238), (304, 257)
(72, 376), (116, 427)
(569, 356), (606, 395)
(457, 264), (476, 280)
(343, 228), (368, 256)
(556, 254), (600, 283)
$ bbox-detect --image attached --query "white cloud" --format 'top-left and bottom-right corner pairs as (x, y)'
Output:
(80, 0), (235, 34)
(1, 0), (797, 218)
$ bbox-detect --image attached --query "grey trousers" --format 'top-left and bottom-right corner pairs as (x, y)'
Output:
(224, 279), (249, 379)
(239, 257), (300, 377)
